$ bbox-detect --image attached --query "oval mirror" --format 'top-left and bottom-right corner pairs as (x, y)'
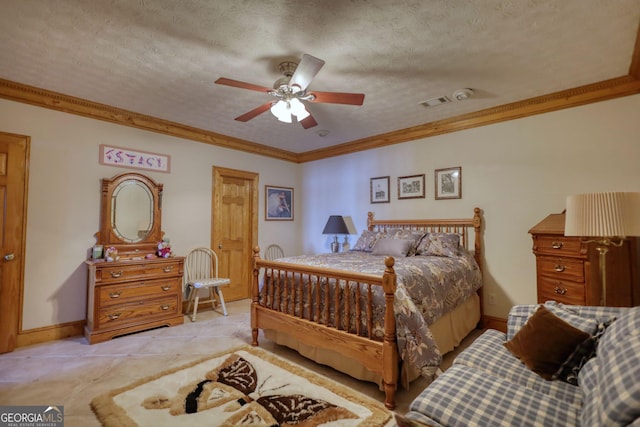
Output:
(111, 179), (153, 243)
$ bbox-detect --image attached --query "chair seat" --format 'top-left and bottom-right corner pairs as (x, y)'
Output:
(190, 278), (231, 288)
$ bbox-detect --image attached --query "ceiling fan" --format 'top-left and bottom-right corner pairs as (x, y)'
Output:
(215, 54), (365, 129)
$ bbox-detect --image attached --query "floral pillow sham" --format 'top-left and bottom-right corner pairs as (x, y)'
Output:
(415, 233), (460, 257)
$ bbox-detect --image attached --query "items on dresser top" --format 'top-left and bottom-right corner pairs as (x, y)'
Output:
(529, 212), (639, 307)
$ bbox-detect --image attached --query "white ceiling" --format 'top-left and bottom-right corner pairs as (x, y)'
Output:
(1, 1), (639, 154)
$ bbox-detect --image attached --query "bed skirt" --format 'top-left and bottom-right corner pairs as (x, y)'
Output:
(264, 292), (481, 389)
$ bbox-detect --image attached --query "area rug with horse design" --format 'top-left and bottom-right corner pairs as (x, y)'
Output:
(90, 344), (391, 426)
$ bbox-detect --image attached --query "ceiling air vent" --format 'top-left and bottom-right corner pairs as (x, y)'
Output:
(420, 96), (451, 108)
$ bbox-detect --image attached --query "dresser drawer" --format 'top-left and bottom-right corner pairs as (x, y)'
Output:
(97, 260), (182, 283)
(537, 276), (586, 305)
(533, 235), (583, 257)
(97, 296), (179, 328)
(537, 257), (585, 282)
(98, 278), (181, 306)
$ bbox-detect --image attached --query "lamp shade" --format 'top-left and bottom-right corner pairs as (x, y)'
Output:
(322, 215), (349, 235)
(289, 98), (310, 120)
(270, 100), (292, 123)
(565, 192), (640, 237)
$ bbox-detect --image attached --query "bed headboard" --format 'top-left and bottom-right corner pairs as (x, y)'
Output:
(366, 207), (483, 269)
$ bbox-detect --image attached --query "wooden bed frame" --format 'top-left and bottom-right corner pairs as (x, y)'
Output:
(251, 208), (483, 409)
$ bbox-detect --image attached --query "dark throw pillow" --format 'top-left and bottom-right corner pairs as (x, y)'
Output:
(554, 317), (616, 385)
(504, 305), (590, 380)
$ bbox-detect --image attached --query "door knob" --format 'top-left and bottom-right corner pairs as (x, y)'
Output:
(218, 243), (223, 249)
(4, 253), (14, 261)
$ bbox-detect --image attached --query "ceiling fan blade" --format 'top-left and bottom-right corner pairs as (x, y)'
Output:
(299, 114), (318, 129)
(215, 77), (272, 93)
(309, 91), (365, 106)
(289, 54), (325, 91)
(234, 102), (273, 122)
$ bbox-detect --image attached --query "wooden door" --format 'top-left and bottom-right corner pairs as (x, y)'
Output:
(212, 167), (258, 301)
(0, 132), (29, 354)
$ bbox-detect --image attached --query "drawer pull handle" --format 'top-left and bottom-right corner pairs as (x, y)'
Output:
(108, 313), (121, 320)
(162, 266), (173, 273)
(110, 271), (123, 278)
(553, 264), (566, 272)
(554, 286), (568, 295)
(551, 241), (563, 249)
(160, 305), (170, 310)
(161, 285), (171, 291)
(109, 291), (122, 299)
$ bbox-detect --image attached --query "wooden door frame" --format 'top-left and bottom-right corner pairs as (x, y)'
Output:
(211, 166), (259, 299)
(0, 132), (30, 353)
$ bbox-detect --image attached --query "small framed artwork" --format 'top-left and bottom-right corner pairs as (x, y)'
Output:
(435, 167), (462, 200)
(265, 185), (294, 220)
(370, 176), (390, 203)
(398, 174), (425, 199)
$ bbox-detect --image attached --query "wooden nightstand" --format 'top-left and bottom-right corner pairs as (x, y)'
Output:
(529, 212), (640, 306)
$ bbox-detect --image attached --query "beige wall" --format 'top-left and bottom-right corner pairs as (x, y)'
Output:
(2, 92), (639, 331)
(0, 98), (302, 330)
(301, 93), (640, 318)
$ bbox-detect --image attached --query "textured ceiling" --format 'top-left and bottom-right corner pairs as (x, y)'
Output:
(0, 1), (639, 154)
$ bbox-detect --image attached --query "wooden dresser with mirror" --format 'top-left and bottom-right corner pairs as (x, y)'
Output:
(85, 172), (184, 344)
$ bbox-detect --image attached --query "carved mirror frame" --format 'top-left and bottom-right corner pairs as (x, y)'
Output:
(97, 172), (163, 259)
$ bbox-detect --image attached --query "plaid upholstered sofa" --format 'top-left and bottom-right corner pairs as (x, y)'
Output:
(399, 302), (640, 427)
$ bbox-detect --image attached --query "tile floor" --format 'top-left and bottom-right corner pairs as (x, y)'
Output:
(0, 299), (481, 426)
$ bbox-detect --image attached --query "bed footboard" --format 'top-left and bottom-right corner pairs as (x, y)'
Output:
(251, 247), (399, 409)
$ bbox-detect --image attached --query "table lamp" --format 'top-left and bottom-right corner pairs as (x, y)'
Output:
(322, 215), (350, 253)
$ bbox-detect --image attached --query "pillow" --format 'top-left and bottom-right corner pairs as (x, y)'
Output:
(504, 305), (590, 380)
(371, 238), (414, 257)
(554, 318), (615, 385)
(351, 230), (382, 252)
(383, 229), (426, 256)
(415, 233), (460, 257)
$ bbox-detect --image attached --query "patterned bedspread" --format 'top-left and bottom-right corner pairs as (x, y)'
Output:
(259, 249), (482, 378)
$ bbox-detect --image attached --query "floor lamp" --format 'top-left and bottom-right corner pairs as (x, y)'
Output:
(564, 192), (640, 305)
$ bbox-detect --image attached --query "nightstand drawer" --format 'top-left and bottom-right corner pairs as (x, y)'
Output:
(537, 276), (586, 305)
(537, 257), (584, 282)
(533, 235), (583, 257)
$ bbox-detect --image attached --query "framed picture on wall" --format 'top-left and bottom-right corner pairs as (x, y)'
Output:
(370, 176), (390, 203)
(398, 174), (425, 199)
(265, 185), (294, 220)
(435, 167), (462, 200)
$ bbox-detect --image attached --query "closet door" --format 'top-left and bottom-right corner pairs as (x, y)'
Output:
(0, 132), (29, 353)
(212, 167), (258, 301)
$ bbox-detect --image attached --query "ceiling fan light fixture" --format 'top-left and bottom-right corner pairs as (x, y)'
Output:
(271, 100), (292, 123)
(290, 98), (310, 120)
